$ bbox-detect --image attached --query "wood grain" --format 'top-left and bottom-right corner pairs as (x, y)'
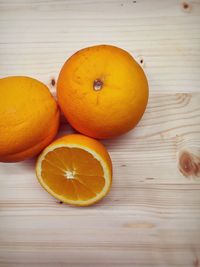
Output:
(0, 0), (200, 266)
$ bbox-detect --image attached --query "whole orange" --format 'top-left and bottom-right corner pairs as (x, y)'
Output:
(57, 44), (148, 139)
(0, 76), (60, 162)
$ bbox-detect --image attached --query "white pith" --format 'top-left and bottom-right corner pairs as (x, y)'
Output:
(65, 170), (76, 180)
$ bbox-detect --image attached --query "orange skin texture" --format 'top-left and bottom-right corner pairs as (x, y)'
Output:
(0, 76), (60, 162)
(57, 44), (148, 139)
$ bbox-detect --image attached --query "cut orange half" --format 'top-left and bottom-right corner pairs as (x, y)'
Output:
(36, 134), (112, 206)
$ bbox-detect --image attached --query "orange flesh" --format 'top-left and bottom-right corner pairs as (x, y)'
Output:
(41, 147), (105, 201)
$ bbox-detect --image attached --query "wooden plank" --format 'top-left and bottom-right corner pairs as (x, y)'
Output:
(0, 209), (200, 267)
(1, 93), (200, 189)
(0, 0), (200, 92)
(0, 0), (200, 267)
(0, 92), (200, 266)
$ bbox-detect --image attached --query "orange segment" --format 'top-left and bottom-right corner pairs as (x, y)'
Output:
(42, 160), (64, 175)
(70, 148), (104, 176)
(76, 174), (105, 194)
(42, 173), (66, 195)
(36, 134), (112, 206)
(52, 147), (74, 170)
(45, 149), (68, 170)
(72, 180), (97, 201)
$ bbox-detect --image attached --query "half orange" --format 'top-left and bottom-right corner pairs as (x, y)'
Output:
(36, 134), (112, 206)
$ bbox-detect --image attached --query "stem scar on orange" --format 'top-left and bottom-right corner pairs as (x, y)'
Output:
(57, 44), (149, 139)
(36, 134), (112, 206)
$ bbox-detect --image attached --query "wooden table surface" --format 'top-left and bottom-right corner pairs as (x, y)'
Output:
(0, 0), (200, 266)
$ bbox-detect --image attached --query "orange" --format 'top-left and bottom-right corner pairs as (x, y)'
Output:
(36, 134), (112, 206)
(57, 44), (148, 139)
(0, 76), (60, 162)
